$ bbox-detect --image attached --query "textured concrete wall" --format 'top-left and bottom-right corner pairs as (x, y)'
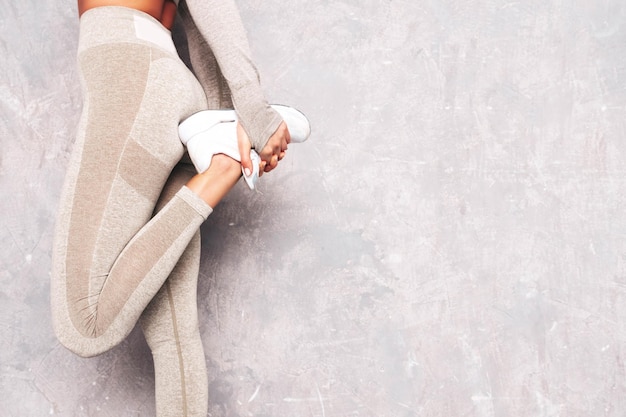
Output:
(2, 0), (626, 416)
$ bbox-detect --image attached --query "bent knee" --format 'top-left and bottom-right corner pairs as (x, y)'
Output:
(56, 336), (101, 358)
(53, 326), (112, 358)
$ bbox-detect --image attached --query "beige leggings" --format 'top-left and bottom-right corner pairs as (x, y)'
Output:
(51, 7), (219, 416)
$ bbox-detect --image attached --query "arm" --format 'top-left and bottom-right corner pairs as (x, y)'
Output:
(179, 0), (283, 153)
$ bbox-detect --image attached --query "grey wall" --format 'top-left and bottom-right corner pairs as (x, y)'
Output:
(2, 0), (626, 416)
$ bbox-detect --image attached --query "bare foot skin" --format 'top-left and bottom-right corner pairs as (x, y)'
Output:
(186, 154), (242, 208)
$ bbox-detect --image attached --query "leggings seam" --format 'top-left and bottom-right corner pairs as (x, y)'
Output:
(166, 281), (188, 417)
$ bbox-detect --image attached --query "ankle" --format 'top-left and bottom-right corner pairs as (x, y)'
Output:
(186, 154), (242, 207)
(206, 153), (242, 177)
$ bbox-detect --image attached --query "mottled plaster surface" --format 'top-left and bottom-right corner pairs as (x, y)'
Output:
(2, 0), (626, 416)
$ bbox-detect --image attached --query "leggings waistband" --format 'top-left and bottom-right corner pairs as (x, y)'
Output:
(78, 6), (177, 55)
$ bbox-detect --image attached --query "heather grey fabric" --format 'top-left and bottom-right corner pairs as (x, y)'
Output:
(181, 0), (283, 151)
(140, 163), (209, 417)
(50, 7), (212, 416)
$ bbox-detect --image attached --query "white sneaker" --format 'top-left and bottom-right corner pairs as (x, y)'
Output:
(179, 105), (311, 190)
(180, 105), (311, 144)
(269, 104), (311, 143)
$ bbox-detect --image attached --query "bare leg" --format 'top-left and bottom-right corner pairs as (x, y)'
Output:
(186, 153), (242, 207)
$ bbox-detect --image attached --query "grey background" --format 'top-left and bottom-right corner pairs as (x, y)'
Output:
(2, 0), (626, 416)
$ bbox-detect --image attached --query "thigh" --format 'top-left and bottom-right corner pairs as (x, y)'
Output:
(51, 38), (209, 349)
(65, 42), (205, 286)
(50, 6), (211, 355)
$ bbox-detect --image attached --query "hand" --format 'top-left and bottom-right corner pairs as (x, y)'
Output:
(258, 122), (290, 175)
(238, 121), (290, 178)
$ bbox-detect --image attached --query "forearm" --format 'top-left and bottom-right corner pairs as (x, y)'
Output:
(180, 0), (283, 150)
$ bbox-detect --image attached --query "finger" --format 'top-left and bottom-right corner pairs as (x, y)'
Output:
(240, 152), (252, 177)
(264, 156), (278, 173)
(237, 123), (253, 177)
(259, 144), (276, 162)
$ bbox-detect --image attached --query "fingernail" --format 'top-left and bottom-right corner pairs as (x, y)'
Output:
(244, 167), (251, 177)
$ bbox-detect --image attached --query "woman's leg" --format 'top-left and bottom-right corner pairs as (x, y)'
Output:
(140, 163), (208, 417)
(141, 240), (208, 417)
(50, 7), (238, 357)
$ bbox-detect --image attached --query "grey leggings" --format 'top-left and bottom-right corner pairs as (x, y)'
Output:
(51, 7), (216, 416)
